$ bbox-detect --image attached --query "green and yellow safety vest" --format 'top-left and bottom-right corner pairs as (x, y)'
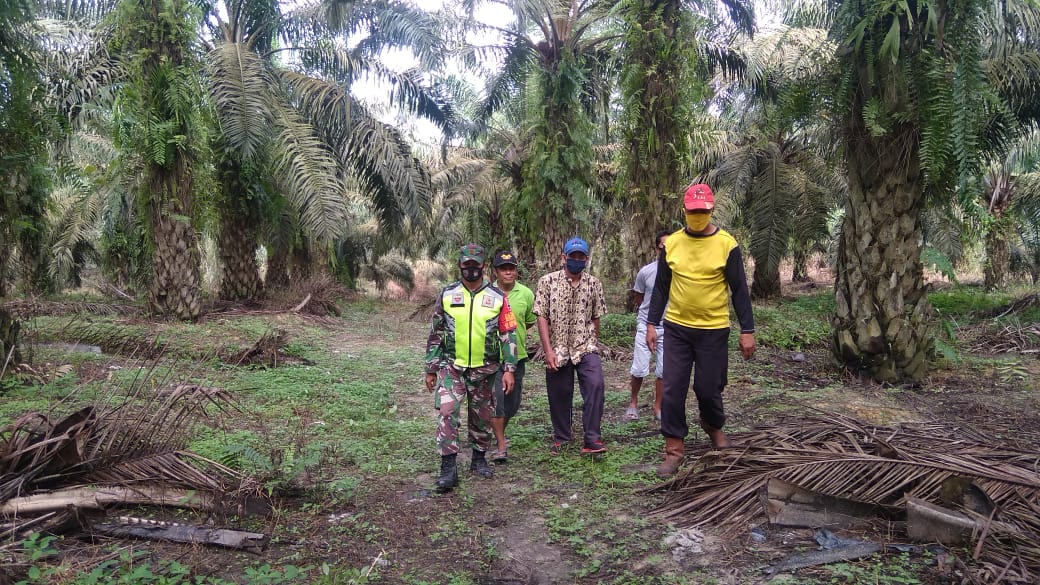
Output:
(427, 281), (518, 370)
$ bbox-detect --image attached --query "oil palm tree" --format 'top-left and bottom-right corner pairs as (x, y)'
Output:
(203, 0), (449, 299)
(798, 0), (1014, 383)
(2, 0), (54, 363)
(472, 0), (619, 269)
(109, 0), (209, 320)
(617, 0), (753, 273)
(1, 0), (53, 297)
(702, 24), (842, 299)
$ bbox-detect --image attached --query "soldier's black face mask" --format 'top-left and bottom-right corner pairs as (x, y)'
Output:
(461, 266), (483, 283)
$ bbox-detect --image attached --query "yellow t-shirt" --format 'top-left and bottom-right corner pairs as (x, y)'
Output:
(662, 228), (740, 329)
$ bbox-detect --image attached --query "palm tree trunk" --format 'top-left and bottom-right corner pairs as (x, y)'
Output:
(0, 243), (9, 298)
(792, 246), (812, 283)
(751, 261), (782, 299)
(148, 159), (202, 321)
(833, 124), (932, 384)
(291, 246), (313, 281)
(621, 0), (687, 276)
(219, 210), (262, 302)
(983, 215), (1011, 291)
(0, 307), (20, 369)
(266, 246), (290, 289)
(540, 215), (565, 272)
(515, 238), (536, 275)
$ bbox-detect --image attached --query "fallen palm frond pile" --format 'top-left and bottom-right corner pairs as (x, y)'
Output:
(967, 321), (1040, 354)
(651, 413), (1040, 583)
(1, 362), (266, 563)
(35, 319), (165, 358)
(220, 328), (305, 366)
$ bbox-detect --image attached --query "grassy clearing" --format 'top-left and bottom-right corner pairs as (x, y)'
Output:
(3, 285), (1038, 583)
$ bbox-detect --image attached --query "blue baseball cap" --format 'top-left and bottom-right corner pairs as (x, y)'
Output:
(563, 237), (589, 256)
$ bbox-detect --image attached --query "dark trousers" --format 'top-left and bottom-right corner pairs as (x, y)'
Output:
(661, 321), (729, 439)
(545, 352), (605, 445)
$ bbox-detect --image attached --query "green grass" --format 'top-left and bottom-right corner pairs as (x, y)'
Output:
(753, 292), (833, 350)
(10, 289), (1022, 584)
(929, 286), (1011, 322)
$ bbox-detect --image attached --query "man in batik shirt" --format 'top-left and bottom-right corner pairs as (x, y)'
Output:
(534, 237), (608, 455)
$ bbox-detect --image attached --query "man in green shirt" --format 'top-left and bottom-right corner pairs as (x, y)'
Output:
(489, 251), (537, 463)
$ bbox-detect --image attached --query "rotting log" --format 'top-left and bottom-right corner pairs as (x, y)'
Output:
(93, 516), (268, 553)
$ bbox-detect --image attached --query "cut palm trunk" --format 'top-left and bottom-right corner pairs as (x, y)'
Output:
(763, 478), (884, 529)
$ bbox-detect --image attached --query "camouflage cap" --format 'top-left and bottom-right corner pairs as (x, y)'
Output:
(458, 243), (485, 264)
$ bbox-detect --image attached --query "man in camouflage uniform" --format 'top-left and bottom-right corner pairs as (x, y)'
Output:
(425, 243), (519, 492)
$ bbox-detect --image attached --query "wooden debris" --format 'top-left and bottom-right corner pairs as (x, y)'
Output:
(291, 294), (312, 313)
(93, 516), (268, 553)
(767, 542), (882, 577)
(652, 413), (1040, 583)
(1, 485), (217, 516)
(762, 478), (884, 529)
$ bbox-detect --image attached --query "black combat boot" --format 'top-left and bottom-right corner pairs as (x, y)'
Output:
(435, 454), (458, 492)
(470, 449), (494, 479)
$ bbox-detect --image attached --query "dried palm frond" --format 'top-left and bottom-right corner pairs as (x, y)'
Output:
(0, 358), (256, 506)
(651, 413), (1040, 582)
(968, 322), (1040, 354)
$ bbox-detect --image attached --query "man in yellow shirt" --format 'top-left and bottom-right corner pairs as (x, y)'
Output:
(646, 184), (756, 477)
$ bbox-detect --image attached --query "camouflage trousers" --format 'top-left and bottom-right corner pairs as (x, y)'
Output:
(434, 363), (499, 456)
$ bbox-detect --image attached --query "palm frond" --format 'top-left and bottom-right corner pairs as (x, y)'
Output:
(279, 70), (431, 230)
(46, 178), (102, 286)
(475, 36), (535, 124)
(0, 367), (250, 503)
(653, 413), (1040, 582)
(208, 42), (277, 162)
(267, 108), (348, 245)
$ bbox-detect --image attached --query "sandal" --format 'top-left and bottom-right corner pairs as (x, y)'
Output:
(491, 450), (509, 463)
(624, 407), (639, 421)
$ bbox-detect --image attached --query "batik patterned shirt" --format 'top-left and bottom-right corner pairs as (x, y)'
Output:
(533, 270), (607, 365)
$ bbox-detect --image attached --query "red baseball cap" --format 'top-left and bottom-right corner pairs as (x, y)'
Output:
(684, 183), (715, 210)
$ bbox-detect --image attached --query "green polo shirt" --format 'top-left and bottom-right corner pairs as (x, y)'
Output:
(497, 282), (537, 360)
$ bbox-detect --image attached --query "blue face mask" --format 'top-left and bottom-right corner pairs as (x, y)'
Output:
(565, 258), (587, 274)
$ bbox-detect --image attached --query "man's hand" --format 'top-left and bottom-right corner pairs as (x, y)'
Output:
(544, 348), (560, 371)
(738, 333), (756, 360)
(646, 325), (658, 354)
(425, 372), (437, 393)
(502, 371), (515, 394)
